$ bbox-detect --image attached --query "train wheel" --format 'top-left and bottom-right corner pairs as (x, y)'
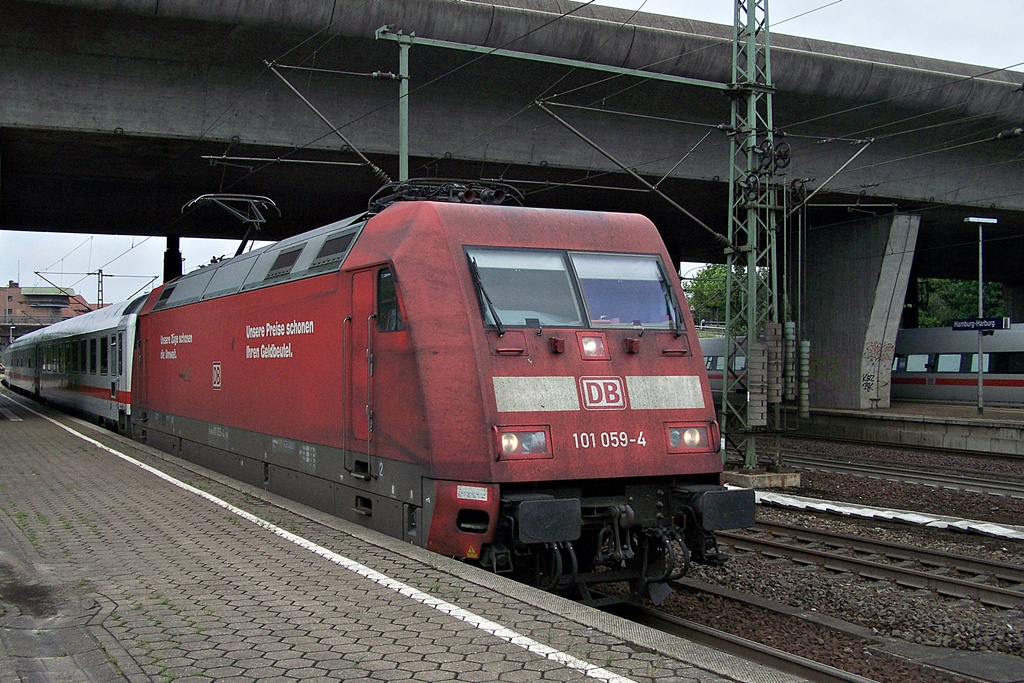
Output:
(530, 544), (563, 591)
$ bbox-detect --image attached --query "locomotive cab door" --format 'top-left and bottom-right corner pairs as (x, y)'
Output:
(348, 269), (374, 479)
(347, 265), (404, 483)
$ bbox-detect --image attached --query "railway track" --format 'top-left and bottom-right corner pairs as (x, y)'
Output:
(719, 520), (1024, 608)
(782, 452), (1024, 499)
(782, 433), (1024, 466)
(611, 602), (880, 683)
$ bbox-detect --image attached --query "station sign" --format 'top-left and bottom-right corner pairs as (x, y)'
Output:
(951, 317), (1011, 331)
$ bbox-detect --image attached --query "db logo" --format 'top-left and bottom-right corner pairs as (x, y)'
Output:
(579, 377), (627, 410)
(212, 361), (222, 390)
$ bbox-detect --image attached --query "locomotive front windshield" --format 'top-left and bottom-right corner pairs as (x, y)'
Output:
(467, 249), (584, 327)
(466, 247), (680, 329)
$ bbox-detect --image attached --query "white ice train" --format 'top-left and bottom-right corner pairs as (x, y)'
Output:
(700, 324), (1024, 407)
(889, 324), (1024, 405)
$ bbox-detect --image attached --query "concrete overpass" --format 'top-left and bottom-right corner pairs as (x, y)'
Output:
(3, 0), (1023, 276)
(3, 0), (1024, 409)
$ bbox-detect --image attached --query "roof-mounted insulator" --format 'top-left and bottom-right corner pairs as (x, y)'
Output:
(367, 179), (523, 213)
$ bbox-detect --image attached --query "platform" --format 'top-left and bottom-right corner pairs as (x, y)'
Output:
(790, 401), (1024, 455)
(0, 389), (802, 683)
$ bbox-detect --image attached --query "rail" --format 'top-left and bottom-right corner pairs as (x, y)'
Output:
(612, 603), (879, 683)
(719, 521), (1024, 609)
(782, 452), (1024, 499)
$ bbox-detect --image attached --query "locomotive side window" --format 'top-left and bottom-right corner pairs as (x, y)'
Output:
(569, 253), (677, 328)
(152, 285), (176, 311)
(266, 247), (304, 279)
(465, 248), (583, 328)
(377, 268), (403, 332)
(310, 232), (356, 272)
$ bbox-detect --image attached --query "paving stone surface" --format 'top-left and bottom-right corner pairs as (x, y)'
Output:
(0, 391), (801, 682)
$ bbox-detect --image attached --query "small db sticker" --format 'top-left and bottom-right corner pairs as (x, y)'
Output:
(212, 362), (222, 390)
(457, 485), (488, 502)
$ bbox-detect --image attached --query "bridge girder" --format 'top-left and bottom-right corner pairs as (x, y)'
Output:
(2, 0), (1023, 283)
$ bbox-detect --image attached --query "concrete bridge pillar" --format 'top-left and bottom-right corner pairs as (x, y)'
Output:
(802, 213), (920, 409)
(163, 236), (182, 283)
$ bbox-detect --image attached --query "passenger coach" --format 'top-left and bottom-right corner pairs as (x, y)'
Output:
(4, 296), (144, 432)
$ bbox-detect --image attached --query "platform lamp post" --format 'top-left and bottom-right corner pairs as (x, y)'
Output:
(965, 216), (998, 414)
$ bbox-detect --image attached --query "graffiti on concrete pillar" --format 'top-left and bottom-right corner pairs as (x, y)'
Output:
(862, 341), (895, 401)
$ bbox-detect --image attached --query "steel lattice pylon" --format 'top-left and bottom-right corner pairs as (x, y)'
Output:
(721, 0), (785, 469)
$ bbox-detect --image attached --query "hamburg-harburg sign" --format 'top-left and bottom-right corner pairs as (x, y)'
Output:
(951, 317), (1011, 331)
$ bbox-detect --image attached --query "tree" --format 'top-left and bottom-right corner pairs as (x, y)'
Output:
(682, 264), (770, 332)
(915, 279), (1004, 327)
(682, 264), (729, 325)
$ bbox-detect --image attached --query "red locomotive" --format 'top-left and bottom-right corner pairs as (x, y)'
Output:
(6, 182), (754, 602)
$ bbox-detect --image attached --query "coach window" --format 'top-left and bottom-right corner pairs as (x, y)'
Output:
(377, 268), (403, 332)
(80, 340), (87, 373)
(989, 352), (1024, 374)
(90, 339), (98, 375)
(118, 332), (124, 375)
(969, 353), (991, 373)
(100, 336), (109, 375)
(905, 353), (930, 372)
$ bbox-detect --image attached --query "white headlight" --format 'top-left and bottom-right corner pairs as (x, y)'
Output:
(667, 425), (709, 452)
(501, 433), (520, 455)
(497, 428), (550, 459)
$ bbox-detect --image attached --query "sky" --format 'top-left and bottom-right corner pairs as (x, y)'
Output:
(3, 0), (1022, 303)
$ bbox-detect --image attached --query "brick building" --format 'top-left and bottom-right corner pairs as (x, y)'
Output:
(2, 280), (101, 353)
